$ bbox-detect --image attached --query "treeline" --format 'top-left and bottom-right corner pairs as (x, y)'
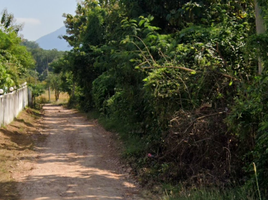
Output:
(21, 40), (64, 101)
(53, 0), (268, 198)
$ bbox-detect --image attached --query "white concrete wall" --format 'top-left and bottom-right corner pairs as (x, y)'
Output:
(0, 86), (29, 127)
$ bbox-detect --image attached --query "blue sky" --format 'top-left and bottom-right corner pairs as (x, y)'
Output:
(0, 0), (78, 41)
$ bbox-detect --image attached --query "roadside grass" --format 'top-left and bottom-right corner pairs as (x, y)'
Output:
(87, 111), (147, 157)
(161, 185), (256, 200)
(97, 116), (147, 157)
(0, 107), (44, 200)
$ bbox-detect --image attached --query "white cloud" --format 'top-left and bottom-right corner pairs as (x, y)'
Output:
(16, 18), (41, 25)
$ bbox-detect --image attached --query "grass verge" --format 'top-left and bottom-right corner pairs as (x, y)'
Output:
(161, 185), (256, 200)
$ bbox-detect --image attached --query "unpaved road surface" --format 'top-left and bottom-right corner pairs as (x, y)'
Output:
(17, 105), (145, 200)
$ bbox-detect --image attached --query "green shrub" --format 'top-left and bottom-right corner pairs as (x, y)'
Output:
(226, 75), (268, 198)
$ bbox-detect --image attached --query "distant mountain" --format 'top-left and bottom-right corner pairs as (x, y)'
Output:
(36, 26), (72, 51)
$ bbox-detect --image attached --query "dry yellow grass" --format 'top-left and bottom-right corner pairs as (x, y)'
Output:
(37, 90), (69, 104)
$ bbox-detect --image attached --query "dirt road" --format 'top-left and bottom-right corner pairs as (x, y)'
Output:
(17, 105), (144, 200)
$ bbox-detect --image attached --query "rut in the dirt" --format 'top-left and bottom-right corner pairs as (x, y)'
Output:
(18, 104), (144, 200)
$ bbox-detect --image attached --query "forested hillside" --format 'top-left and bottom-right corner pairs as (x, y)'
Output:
(51, 0), (268, 198)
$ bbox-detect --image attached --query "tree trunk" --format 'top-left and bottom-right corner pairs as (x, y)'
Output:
(55, 90), (60, 101)
(72, 81), (75, 97)
(254, 0), (266, 74)
(48, 86), (51, 102)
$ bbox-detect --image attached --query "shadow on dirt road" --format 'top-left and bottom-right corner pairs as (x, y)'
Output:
(18, 104), (145, 200)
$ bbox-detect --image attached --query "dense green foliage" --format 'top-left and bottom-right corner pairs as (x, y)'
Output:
(52, 0), (268, 198)
(0, 10), (34, 90)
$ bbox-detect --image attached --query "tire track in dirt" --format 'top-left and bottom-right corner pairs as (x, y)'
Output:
(18, 104), (145, 200)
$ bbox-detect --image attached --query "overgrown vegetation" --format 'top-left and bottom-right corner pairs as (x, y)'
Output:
(49, 0), (268, 198)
